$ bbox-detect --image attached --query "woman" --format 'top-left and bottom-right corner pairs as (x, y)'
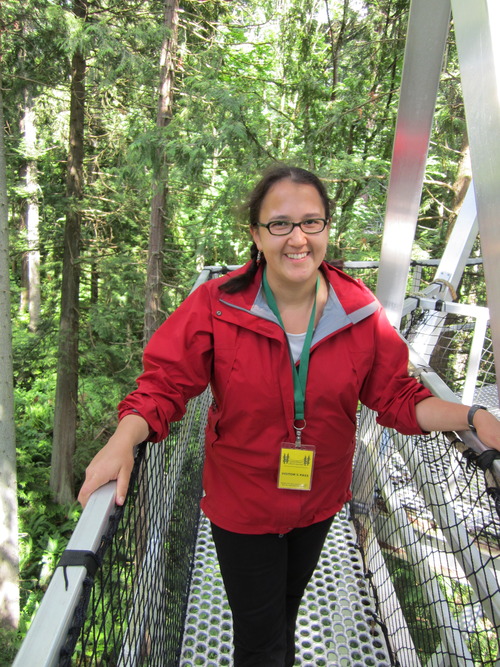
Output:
(79, 165), (500, 667)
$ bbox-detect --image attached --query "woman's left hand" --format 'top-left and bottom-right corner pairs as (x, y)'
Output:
(471, 407), (500, 452)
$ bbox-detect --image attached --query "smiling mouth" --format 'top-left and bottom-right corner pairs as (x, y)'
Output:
(286, 252), (309, 260)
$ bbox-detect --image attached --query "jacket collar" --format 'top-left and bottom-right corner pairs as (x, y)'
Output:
(217, 261), (379, 342)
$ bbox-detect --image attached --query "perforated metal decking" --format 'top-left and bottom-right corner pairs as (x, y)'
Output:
(179, 508), (392, 667)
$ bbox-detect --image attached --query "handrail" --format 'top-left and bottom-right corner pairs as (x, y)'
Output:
(13, 482), (117, 667)
(409, 344), (500, 485)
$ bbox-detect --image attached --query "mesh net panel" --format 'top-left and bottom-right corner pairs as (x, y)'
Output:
(58, 390), (211, 666)
(342, 259), (485, 300)
(402, 309), (496, 401)
(350, 283), (500, 666)
(351, 411), (500, 665)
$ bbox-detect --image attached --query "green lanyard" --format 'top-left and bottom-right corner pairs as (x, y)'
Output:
(262, 268), (319, 439)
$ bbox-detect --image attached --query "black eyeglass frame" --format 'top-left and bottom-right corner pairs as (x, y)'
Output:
(256, 218), (329, 236)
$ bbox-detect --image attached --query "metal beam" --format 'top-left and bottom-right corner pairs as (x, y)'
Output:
(376, 0), (451, 326)
(407, 186), (479, 367)
(451, 0), (500, 403)
(429, 185), (478, 297)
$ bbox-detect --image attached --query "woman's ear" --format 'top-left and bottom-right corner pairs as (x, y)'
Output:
(249, 225), (261, 249)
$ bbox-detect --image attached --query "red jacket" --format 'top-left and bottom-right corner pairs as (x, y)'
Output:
(119, 262), (432, 534)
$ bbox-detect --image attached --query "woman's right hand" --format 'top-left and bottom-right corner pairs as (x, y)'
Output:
(77, 414), (150, 508)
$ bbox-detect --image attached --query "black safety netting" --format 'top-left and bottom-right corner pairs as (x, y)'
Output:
(402, 308), (496, 402)
(349, 279), (500, 666)
(58, 390), (211, 666)
(343, 257), (486, 304)
(351, 409), (500, 665)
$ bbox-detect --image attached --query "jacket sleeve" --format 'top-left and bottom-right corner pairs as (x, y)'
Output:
(118, 283), (214, 441)
(359, 306), (433, 435)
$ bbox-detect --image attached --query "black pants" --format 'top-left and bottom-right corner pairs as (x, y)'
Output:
(211, 515), (334, 667)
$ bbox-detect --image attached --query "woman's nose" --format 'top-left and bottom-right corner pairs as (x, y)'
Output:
(288, 225), (308, 243)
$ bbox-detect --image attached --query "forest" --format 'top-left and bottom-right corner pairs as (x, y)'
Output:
(0, 0), (470, 659)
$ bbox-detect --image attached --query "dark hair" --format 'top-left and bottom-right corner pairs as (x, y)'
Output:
(220, 165), (332, 294)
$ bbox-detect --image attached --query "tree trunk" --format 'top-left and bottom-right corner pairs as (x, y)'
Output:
(50, 0), (87, 504)
(143, 0), (180, 345)
(326, 0), (349, 101)
(136, 2), (180, 610)
(20, 84), (41, 331)
(0, 69), (20, 630)
(446, 132), (471, 241)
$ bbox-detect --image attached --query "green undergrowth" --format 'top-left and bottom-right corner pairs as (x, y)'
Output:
(3, 365), (134, 660)
(383, 550), (499, 665)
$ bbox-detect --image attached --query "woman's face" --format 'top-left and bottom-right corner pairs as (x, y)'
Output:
(250, 179), (329, 291)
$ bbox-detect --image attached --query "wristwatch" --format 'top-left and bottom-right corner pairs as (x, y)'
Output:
(467, 404), (488, 432)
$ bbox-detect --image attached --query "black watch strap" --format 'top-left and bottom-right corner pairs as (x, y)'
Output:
(467, 404), (488, 432)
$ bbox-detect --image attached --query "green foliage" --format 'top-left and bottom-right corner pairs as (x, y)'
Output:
(14, 373), (81, 639)
(437, 575), (499, 664)
(0, 627), (20, 666)
(384, 551), (499, 665)
(383, 551), (441, 660)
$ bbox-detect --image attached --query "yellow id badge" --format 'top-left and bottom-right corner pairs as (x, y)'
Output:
(278, 444), (316, 491)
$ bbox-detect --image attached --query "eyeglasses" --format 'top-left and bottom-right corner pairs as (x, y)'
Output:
(257, 218), (328, 236)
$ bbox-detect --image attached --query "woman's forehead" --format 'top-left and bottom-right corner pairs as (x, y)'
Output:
(260, 180), (325, 219)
